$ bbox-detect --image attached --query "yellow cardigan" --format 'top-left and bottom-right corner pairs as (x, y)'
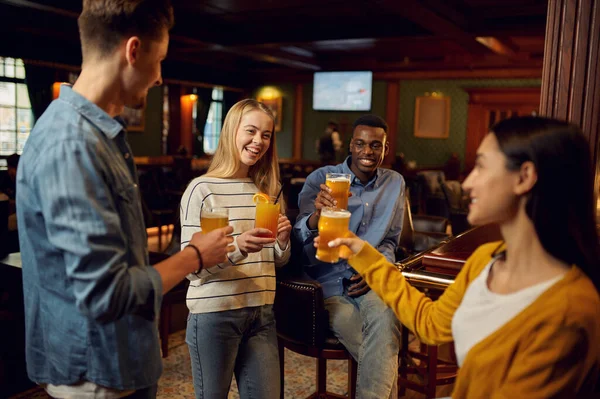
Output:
(348, 241), (600, 398)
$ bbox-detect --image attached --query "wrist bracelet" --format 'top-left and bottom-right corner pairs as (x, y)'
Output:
(186, 244), (204, 272)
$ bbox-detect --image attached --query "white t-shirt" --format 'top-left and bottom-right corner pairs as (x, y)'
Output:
(451, 258), (564, 367)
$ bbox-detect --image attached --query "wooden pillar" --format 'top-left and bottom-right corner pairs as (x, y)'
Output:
(384, 81), (400, 165)
(540, 0), (600, 200)
(293, 83), (303, 159)
(180, 92), (195, 156)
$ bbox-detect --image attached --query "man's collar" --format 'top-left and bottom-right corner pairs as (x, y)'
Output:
(343, 156), (380, 187)
(58, 85), (124, 139)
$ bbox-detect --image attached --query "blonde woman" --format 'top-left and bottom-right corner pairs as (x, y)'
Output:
(321, 117), (600, 398)
(180, 99), (291, 398)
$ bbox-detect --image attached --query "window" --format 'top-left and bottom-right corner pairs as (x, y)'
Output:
(0, 57), (33, 155)
(202, 87), (223, 155)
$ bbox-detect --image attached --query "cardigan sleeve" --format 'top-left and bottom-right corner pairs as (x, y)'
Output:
(348, 242), (494, 345)
(491, 323), (591, 399)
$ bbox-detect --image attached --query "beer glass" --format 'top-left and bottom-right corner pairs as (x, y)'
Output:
(255, 196), (280, 238)
(316, 207), (351, 263)
(326, 173), (351, 210)
(200, 207), (229, 234)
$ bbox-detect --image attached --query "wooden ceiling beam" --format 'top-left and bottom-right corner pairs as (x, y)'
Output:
(1, 0), (321, 70)
(0, 0), (79, 18)
(371, 0), (487, 54)
(169, 35), (320, 70)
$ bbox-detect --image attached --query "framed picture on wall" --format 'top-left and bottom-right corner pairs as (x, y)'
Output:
(120, 106), (145, 132)
(257, 96), (282, 132)
(414, 94), (450, 139)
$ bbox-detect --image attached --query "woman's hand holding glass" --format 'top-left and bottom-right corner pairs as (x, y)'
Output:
(237, 228), (276, 255)
(276, 214), (292, 249)
(313, 231), (365, 259)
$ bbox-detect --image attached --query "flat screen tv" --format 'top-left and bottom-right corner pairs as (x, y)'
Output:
(313, 71), (373, 111)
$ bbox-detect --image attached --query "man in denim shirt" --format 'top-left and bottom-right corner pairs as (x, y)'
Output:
(16, 1), (233, 398)
(294, 115), (404, 399)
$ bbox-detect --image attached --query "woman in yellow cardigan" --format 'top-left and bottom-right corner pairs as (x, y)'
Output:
(319, 116), (600, 398)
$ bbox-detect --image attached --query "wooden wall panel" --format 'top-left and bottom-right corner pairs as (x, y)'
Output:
(540, 0), (600, 199)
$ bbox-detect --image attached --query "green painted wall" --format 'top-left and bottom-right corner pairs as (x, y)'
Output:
(301, 80), (387, 161)
(127, 86), (163, 156)
(252, 84), (295, 159)
(397, 78), (541, 169)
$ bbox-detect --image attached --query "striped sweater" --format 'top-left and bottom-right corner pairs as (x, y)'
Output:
(180, 176), (290, 314)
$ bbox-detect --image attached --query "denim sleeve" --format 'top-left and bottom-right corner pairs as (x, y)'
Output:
(34, 140), (162, 324)
(376, 177), (405, 264)
(293, 171), (322, 245)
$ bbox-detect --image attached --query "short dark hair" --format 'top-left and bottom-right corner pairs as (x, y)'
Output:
(352, 115), (388, 134)
(492, 116), (600, 290)
(78, 0), (174, 58)
(6, 153), (19, 169)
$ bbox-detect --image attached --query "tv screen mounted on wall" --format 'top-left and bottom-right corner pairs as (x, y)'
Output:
(313, 71), (373, 111)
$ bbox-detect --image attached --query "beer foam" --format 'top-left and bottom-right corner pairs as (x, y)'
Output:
(203, 213), (228, 218)
(321, 208), (351, 218)
(327, 177), (350, 183)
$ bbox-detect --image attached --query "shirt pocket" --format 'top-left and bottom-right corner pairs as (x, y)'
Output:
(115, 183), (147, 252)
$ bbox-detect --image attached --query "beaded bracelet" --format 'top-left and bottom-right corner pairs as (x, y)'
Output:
(186, 244), (204, 272)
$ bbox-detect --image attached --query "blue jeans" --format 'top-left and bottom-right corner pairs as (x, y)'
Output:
(324, 290), (401, 399)
(186, 305), (280, 399)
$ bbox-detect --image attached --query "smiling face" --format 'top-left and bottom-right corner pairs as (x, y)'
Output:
(235, 109), (274, 169)
(462, 133), (522, 226)
(349, 125), (389, 182)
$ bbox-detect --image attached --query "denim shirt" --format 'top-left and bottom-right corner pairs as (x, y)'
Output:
(16, 85), (163, 390)
(293, 157), (405, 298)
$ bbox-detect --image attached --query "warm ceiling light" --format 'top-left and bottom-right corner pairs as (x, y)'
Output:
(258, 87), (280, 100)
(475, 37), (517, 57)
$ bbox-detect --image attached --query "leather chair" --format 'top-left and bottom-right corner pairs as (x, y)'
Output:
(438, 176), (471, 236)
(397, 196), (449, 260)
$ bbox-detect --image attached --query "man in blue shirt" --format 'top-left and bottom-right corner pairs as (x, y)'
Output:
(16, 1), (233, 398)
(294, 115), (404, 399)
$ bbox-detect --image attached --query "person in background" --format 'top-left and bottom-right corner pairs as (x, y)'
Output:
(325, 116), (600, 398)
(295, 114), (404, 399)
(0, 153), (19, 202)
(318, 121), (342, 164)
(16, 1), (233, 398)
(1, 153), (19, 234)
(180, 99), (291, 399)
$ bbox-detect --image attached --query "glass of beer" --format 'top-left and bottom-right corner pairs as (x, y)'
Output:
(255, 196), (280, 238)
(200, 207), (229, 234)
(326, 173), (351, 210)
(316, 207), (351, 263)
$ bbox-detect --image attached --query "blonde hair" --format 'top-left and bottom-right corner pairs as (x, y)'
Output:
(205, 99), (285, 210)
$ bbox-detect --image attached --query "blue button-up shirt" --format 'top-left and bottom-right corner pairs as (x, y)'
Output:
(293, 157), (405, 298)
(16, 85), (163, 390)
